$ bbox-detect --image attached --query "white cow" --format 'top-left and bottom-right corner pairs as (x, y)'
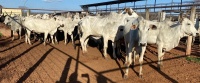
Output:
(35, 14), (42, 19)
(4, 15), (23, 40)
(123, 16), (155, 78)
(42, 13), (50, 19)
(23, 17), (64, 45)
(56, 13), (81, 45)
(78, 8), (138, 59)
(123, 17), (198, 78)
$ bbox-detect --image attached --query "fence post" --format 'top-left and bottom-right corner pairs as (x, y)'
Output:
(27, 9), (30, 16)
(186, 6), (196, 55)
(145, 8), (149, 20)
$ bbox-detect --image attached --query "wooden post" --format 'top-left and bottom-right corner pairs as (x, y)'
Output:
(160, 11), (166, 21)
(27, 9), (30, 16)
(154, 0), (156, 12)
(145, 8), (149, 20)
(110, 5), (111, 12)
(158, 11), (161, 21)
(118, 3), (119, 13)
(106, 5), (107, 13)
(96, 6), (97, 14)
(186, 6), (196, 55)
(178, 12), (183, 22)
(195, 13), (199, 30)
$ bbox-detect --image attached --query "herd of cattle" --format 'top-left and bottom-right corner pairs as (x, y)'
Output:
(0, 8), (200, 79)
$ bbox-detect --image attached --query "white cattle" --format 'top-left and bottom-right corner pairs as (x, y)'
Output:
(35, 14), (42, 19)
(123, 17), (198, 78)
(42, 13), (50, 19)
(123, 16), (155, 78)
(56, 13), (81, 45)
(4, 15), (23, 40)
(23, 17), (64, 45)
(78, 8), (138, 59)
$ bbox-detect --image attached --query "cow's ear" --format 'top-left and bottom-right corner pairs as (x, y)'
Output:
(125, 8), (132, 15)
(179, 17), (184, 24)
(137, 16), (144, 21)
(149, 24), (157, 30)
(53, 17), (57, 21)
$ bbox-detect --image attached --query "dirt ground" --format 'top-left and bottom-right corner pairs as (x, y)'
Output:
(0, 23), (200, 83)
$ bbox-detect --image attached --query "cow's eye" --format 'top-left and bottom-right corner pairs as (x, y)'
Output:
(187, 23), (190, 25)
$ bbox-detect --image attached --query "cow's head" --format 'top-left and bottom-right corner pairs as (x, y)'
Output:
(131, 16), (157, 47)
(4, 16), (12, 25)
(72, 13), (81, 22)
(122, 8), (138, 18)
(179, 18), (198, 37)
(42, 14), (50, 19)
(53, 16), (65, 27)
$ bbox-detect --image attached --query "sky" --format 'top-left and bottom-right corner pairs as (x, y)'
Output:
(0, 0), (193, 11)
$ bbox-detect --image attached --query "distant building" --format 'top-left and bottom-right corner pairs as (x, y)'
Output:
(1, 8), (23, 16)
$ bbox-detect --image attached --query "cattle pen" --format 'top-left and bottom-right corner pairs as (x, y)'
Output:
(0, 0), (200, 83)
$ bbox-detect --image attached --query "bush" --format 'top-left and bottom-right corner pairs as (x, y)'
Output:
(0, 32), (2, 38)
(186, 56), (200, 64)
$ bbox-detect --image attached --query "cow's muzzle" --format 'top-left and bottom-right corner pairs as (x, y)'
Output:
(60, 24), (64, 27)
(139, 43), (147, 47)
(196, 33), (199, 36)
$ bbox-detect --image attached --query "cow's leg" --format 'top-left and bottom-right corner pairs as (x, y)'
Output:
(71, 34), (76, 49)
(199, 35), (200, 46)
(54, 32), (58, 43)
(26, 31), (32, 45)
(70, 34), (74, 44)
(116, 41), (121, 56)
(193, 36), (195, 45)
(157, 43), (164, 70)
(12, 30), (15, 41)
(139, 46), (146, 78)
(83, 38), (89, 52)
(112, 42), (117, 59)
(25, 31), (28, 44)
(124, 41), (129, 64)
(43, 33), (48, 46)
(103, 38), (108, 58)
(160, 48), (166, 67)
(124, 42), (133, 79)
(19, 29), (22, 40)
(51, 35), (55, 44)
(64, 31), (68, 45)
(80, 34), (88, 53)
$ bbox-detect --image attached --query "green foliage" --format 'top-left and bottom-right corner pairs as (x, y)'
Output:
(0, 32), (2, 38)
(186, 56), (200, 64)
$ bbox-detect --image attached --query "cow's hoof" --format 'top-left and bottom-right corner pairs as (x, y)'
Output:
(123, 74), (128, 79)
(157, 65), (163, 71)
(104, 57), (109, 60)
(73, 45), (76, 49)
(82, 52), (87, 55)
(124, 62), (130, 67)
(139, 74), (143, 78)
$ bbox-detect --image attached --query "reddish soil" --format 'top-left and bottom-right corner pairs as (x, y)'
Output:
(0, 23), (200, 83)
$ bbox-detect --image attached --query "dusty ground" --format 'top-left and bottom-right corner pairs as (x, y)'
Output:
(0, 23), (200, 83)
